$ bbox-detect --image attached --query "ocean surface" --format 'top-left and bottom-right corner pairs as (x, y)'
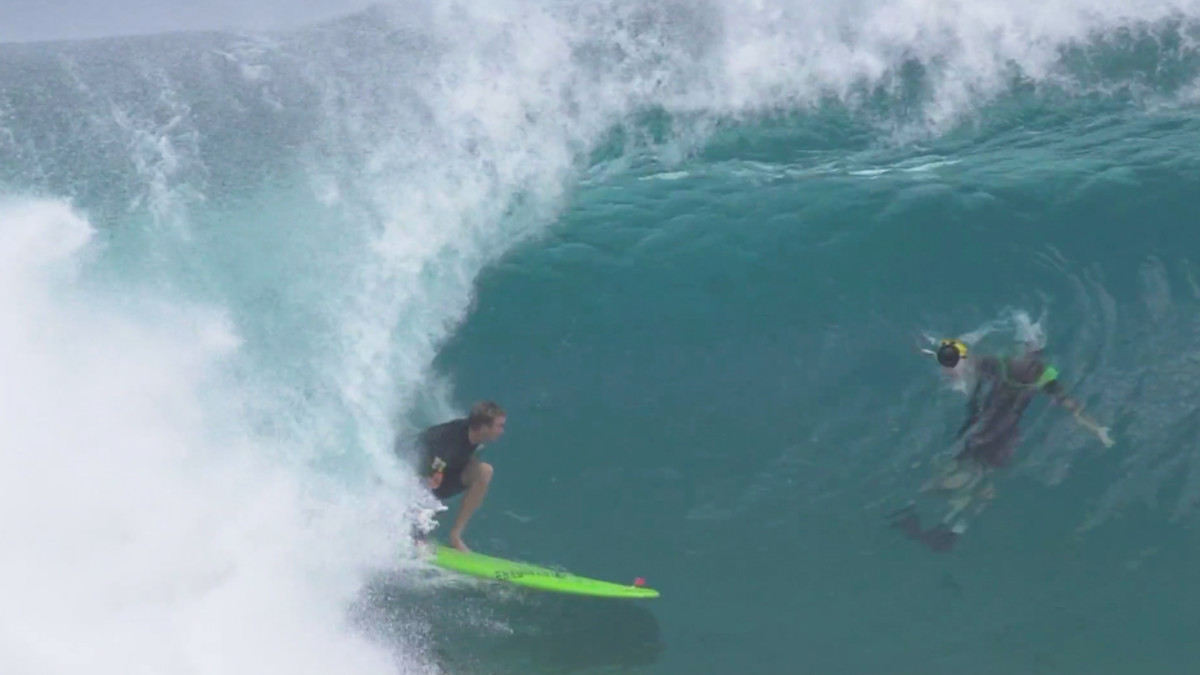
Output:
(3, 1), (1200, 674)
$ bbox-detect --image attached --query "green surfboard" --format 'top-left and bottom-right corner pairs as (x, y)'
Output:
(425, 543), (660, 599)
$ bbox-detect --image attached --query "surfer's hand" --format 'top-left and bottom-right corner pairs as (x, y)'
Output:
(1096, 427), (1115, 448)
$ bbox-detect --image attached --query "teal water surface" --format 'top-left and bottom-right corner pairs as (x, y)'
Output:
(436, 119), (1200, 673)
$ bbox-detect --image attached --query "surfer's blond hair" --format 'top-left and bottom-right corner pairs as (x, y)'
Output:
(468, 400), (506, 429)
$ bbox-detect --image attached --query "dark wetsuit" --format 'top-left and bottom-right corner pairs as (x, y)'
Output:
(416, 418), (479, 500)
(954, 352), (1066, 468)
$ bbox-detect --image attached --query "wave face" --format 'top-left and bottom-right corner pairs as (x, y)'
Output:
(3, 0), (1200, 673)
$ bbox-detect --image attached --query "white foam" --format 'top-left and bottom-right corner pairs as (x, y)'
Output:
(0, 198), (429, 675)
(704, 0), (1200, 130)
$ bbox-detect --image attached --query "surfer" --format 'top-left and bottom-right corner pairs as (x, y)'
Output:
(890, 338), (1115, 552)
(410, 400), (507, 552)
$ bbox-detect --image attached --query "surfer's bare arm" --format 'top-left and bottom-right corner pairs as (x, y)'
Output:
(1044, 380), (1083, 414)
(1073, 410), (1115, 447)
(1044, 381), (1114, 447)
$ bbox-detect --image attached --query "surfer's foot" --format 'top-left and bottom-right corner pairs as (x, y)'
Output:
(449, 530), (471, 553)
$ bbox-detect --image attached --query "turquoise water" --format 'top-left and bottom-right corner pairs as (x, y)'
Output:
(3, 2), (1200, 674)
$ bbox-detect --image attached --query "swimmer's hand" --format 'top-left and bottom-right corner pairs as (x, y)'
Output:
(1072, 407), (1115, 447)
(914, 332), (938, 356)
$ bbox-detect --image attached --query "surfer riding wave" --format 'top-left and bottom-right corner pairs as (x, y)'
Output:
(397, 400), (506, 553)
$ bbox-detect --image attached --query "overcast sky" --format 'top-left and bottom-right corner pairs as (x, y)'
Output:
(0, 0), (377, 43)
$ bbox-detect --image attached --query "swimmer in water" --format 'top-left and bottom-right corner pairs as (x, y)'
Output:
(891, 338), (1115, 552)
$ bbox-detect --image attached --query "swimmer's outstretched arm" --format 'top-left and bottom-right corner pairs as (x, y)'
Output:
(1047, 385), (1115, 447)
(1072, 406), (1115, 447)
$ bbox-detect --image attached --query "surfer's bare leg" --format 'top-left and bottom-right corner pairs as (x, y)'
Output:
(449, 459), (493, 552)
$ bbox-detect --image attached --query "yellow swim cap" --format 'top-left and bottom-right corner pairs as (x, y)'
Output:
(936, 339), (967, 367)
